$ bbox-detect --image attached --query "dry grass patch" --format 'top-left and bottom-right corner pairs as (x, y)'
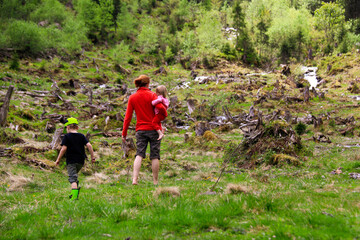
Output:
(165, 170), (179, 178)
(154, 186), (180, 197)
(85, 172), (111, 184)
(225, 183), (249, 195)
(192, 172), (216, 182)
(6, 172), (33, 192)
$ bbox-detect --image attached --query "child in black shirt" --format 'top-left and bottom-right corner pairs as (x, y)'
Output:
(55, 117), (95, 200)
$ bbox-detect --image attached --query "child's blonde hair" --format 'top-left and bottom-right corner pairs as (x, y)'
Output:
(156, 85), (167, 98)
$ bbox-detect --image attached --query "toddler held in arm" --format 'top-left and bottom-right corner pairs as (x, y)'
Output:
(152, 85), (169, 140)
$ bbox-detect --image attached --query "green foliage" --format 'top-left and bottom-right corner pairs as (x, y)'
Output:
(60, 16), (88, 52)
(221, 42), (237, 61)
(9, 54), (20, 70)
(315, 2), (346, 49)
(112, 41), (131, 65)
(267, 7), (311, 62)
(178, 28), (199, 60)
(0, 0), (356, 64)
(164, 45), (175, 64)
(0, 0), (41, 20)
(233, 1), (257, 64)
(73, 0), (102, 41)
(30, 0), (70, 25)
(295, 122), (307, 135)
(5, 20), (46, 54)
(196, 10), (225, 58)
(136, 18), (160, 54)
(116, 3), (138, 41)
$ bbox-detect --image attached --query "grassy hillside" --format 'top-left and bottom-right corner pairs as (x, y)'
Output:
(1, 48), (360, 239)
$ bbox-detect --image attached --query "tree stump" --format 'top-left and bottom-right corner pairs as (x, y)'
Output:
(195, 121), (210, 136)
(304, 87), (310, 102)
(0, 85), (14, 126)
(187, 99), (197, 114)
(49, 128), (63, 150)
(122, 138), (136, 158)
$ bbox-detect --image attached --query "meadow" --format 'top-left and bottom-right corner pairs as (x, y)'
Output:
(1, 51), (360, 239)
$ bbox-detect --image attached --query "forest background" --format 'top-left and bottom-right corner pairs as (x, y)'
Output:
(1, 0), (359, 67)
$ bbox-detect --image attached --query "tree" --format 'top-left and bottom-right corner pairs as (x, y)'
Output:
(112, 0), (121, 32)
(117, 2), (137, 41)
(197, 10), (224, 58)
(314, 2), (345, 46)
(136, 18), (160, 54)
(267, 7), (311, 62)
(233, 1), (257, 64)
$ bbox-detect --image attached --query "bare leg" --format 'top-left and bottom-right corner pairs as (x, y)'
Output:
(157, 130), (164, 140)
(71, 182), (78, 189)
(152, 159), (159, 185)
(132, 155), (143, 185)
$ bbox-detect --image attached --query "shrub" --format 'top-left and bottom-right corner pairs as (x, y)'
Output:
(30, 0), (70, 25)
(5, 20), (46, 54)
(136, 18), (160, 54)
(9, 54), (20, 70)
(295, 122), (307, 135)
(113, 42), (131, 65)
(0, 0), (40, 20)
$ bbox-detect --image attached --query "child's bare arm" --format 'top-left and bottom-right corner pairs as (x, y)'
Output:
(55, 146), (67, 165)
(86, 142), (96, 163)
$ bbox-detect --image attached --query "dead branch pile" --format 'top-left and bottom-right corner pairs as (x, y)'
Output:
(233, 114), (302, 168)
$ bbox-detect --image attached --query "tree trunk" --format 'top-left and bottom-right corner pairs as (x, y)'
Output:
(0, 85), (14, 126)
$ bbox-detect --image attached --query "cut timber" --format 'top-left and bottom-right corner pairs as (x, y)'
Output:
(0, 85), (14, 126)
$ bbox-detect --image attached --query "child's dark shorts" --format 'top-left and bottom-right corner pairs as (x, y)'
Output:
(67, 163), (83, 183)
(135, 130), (161, 159)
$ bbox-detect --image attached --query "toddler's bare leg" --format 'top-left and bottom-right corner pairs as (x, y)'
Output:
(157, 129), (164, 140)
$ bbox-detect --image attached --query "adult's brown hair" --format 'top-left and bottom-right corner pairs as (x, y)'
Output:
(134, 75), (150, 88)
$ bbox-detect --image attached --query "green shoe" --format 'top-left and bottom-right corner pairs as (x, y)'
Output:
(70, 188), (79, 200)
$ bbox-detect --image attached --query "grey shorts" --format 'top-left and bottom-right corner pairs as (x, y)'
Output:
(136, 130), (161, 159)
(67, 163), (83, 183)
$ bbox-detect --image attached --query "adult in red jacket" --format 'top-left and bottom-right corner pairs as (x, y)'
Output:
(122, 75), (167, 185)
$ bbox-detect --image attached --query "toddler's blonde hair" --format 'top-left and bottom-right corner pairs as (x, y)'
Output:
(156, 85), (167, 98)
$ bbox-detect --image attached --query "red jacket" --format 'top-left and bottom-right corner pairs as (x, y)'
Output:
(122, 87), (166, 137)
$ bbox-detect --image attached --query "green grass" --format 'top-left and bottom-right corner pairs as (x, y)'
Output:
(1, 133), (360, 239)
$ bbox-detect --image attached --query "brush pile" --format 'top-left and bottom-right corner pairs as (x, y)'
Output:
(226, 113), (303, 168)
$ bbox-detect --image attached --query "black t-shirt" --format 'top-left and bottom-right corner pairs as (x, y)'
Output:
(61, 133), (89, 164)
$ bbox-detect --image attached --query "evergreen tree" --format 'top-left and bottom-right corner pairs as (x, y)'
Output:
(233, 1), (256, 64)
(113, 0), (121, 32)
